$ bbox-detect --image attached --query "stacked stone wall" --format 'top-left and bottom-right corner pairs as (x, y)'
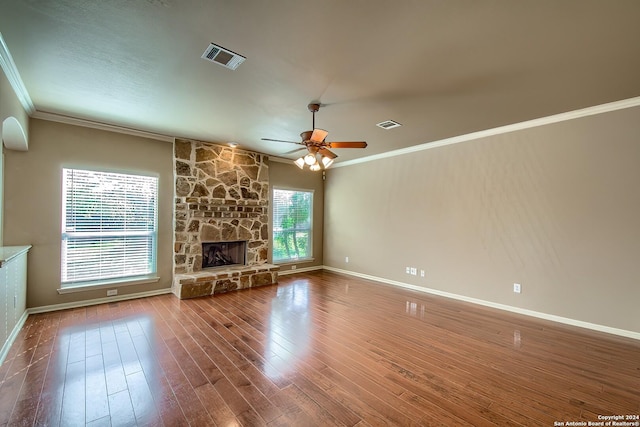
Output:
(173, 138), (269, 274)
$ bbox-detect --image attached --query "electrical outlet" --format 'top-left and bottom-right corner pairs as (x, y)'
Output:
(345, 256), (349, 263)
(410, 267), (417, 276)
(291, 265), (296, 270)
(513, 283), (521, 294)
(107, 289), (118, 296)
(420, 270), (425, 277)
(406, 267), (411, 274)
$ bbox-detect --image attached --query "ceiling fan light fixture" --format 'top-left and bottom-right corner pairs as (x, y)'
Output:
(263, 103), (368, 172)
(304, 153), (317, 165)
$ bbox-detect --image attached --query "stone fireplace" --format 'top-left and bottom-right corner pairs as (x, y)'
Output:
(172, 138), (279, 299)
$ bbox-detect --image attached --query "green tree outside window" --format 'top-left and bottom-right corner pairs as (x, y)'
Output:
(273, 189), (312, 262)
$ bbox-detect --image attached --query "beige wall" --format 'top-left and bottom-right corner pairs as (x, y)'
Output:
(3, 119), (174, 308)
(324, 106), (640, 333)
(0, 66), (30, 245)
(269, 161), (324, 272)
(0, 67), (29, 139)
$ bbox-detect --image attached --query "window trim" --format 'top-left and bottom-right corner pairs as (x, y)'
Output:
(60, 167), (159, 289)
(272, 186), (314, 264)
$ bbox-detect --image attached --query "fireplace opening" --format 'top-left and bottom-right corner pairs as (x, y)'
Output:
(202, 241), (247, 269)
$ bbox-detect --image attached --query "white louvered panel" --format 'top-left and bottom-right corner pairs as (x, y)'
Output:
(0, 246), (30, 366)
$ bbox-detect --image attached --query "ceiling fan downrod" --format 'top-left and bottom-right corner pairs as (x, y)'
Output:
(308, 103), (320, 130)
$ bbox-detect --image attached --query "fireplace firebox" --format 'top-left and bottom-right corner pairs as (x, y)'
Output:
(202, 241), (247, 269)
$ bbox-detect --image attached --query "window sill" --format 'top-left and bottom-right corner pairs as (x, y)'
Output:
(57, 275), (160, 294)
(274, 258), (315, 266)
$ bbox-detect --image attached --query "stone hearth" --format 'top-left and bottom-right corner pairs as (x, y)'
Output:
(172, 138), (278, 299)
(173, 264), (279, 298)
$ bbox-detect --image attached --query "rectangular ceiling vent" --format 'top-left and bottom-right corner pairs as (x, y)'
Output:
(376, 120), (402, 130)
(201, 43), (246, 70)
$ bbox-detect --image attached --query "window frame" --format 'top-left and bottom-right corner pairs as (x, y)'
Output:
(272, 187), (314, 264)
(59, 167), (160, 292)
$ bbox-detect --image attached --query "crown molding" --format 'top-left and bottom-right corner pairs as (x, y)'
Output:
(32, 110), (175, 143)
(0, 32), (35, 115)
(268, 155), (297, 164)
(335, 96), (640, 168)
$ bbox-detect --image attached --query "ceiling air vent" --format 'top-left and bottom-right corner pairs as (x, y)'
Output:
(376, 120), (402, 130)
(201, 43), (246, 70)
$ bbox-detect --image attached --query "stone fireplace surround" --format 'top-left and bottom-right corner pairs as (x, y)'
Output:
(172, 138), (278, 299)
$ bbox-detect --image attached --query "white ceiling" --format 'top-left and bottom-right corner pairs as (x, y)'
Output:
(1, 0), (639, 163)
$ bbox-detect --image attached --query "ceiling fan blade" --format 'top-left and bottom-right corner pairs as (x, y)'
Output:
(310, 129), (328, 143)
(283, 147), (308, 155)
(319, 148), (338, 159)
(328, 141), (368, 148)
(261, 138), (303, 145)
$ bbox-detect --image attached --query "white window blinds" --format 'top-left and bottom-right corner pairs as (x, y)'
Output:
(272, 188), (313, 263)
(61, 168), (158, 286)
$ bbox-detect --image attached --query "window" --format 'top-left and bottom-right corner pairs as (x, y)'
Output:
(61, 168), (158, 287)
(272, 188), (313, 263)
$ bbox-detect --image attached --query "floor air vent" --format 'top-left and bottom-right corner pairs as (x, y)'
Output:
(201, 43), (246, 70)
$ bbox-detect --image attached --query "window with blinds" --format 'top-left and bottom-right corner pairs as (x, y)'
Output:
(61, 168), (158, 286)
(272, 188), (313, 263)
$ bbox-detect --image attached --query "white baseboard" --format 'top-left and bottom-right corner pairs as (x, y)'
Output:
(278, 265), (324, 276)
(322, 266), (640, 341)
(27, 288), (173, 314)
(0, 310), (29, 366)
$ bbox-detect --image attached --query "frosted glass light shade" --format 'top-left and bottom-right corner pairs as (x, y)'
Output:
(294, 157), (305, 169)
(321, 156), (334, 168)
(310, 163), (321, 171)
(304, 153), (317, 165)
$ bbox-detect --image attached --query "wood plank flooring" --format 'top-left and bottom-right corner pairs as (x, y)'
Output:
(0, 270), (638, 426)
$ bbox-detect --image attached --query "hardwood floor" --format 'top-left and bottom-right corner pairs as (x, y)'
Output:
(0, 270), (638, 426)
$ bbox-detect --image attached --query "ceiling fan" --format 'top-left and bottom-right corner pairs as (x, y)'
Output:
(262, 103), (367, 171)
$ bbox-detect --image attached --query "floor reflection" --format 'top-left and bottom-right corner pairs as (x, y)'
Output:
(264, 280), (312, 379)
(54, 314), (158, 425)
(405, 300), (426, 319)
